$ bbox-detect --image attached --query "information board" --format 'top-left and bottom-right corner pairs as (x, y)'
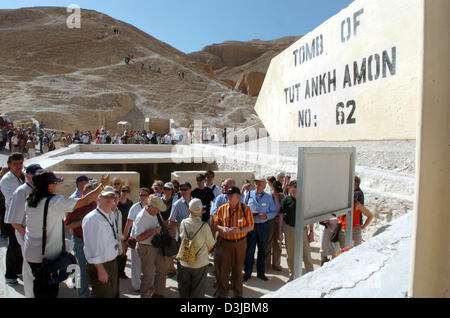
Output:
(294, 147), (356, 279)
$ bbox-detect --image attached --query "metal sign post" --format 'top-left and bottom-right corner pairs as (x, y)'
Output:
(293, 147), (356, 280)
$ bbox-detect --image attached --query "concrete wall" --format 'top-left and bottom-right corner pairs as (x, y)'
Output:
(409, 0), (450, 298)
(64, 162), (217, 188)
(145, 118), (171, 135)
(53, 171), (141, 203)
(171, 170), (255, 190)
(255, 0), (421, 141)
(78, 144), (175, 153)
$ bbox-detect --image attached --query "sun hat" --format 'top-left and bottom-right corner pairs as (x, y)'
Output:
(189, 198), (203, 217)
(148, 196), (167, 212)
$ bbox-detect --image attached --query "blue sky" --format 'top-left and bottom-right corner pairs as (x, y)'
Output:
(2, 0), (354, 53)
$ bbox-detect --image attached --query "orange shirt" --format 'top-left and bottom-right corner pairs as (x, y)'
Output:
(339, 200), (361, 230)
(213, 202), (254, 241)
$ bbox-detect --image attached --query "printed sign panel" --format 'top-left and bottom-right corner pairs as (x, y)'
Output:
(255, 0), (422, 141)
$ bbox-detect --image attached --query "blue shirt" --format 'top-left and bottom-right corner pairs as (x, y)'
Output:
(210, 193), (228, 217)
(69, 189), (82, 199)
(244, 190), (277, 224)
(169, 196), (190, 223)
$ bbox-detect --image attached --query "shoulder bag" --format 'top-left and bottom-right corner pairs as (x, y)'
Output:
(151, 213), (179, 257)
(41, 196), (77, 285)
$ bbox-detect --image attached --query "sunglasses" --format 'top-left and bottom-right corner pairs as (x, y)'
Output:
(205, 175), (214, 178)
(114, 183), (121, 186)
(180, 188), (190, 192)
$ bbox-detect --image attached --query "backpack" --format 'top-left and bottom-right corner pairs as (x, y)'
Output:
(176, 222), (205, 264)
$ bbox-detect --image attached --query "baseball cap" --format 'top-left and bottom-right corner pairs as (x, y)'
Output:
(163, 182), (174, 190)
(25, 164), (43, 175)
(99, 185), (116, 197)
(226, 186), (241, 196)
(180, 182), (192, 189)
(33, 171), (64, 187)
(75, 175), (92, 184)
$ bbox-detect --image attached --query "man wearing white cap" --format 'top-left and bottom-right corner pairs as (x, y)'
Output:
(131, 196), (168, 298)
(83, 186), (121, 298)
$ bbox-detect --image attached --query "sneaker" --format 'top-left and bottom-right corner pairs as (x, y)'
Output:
(257, 274), (269, 281)
(243, 275), (251, 282)
(6, 278), (18, 286)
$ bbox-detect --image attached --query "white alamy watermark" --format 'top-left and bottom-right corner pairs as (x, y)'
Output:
(66, 4), (81, 29)
(169, 120), (281, 167)
(66, 264), (81, 289)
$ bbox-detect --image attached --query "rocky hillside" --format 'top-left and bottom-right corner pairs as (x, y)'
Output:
(189, 37), (300, 91)
(0, 7), (265, 132)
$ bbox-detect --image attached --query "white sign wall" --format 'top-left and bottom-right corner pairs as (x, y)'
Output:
(255, 0), (421, 141)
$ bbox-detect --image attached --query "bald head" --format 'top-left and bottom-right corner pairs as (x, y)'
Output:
(221, 178), (235, 193)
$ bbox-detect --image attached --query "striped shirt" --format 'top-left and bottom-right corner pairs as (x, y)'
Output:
(213, 203), (254, 241)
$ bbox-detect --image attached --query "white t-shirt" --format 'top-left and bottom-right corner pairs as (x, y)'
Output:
(0, 171), (25, 210)
(24, 195), (78, 263)
(127, 202), (145, 221)
(131, 209), (159, 245)
(5, 182), (33, 246)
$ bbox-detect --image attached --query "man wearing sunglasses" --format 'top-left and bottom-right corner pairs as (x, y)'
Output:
(204, 170), (221, 198)
(123, 187), (151, 291)
(168, 182), (192, 231)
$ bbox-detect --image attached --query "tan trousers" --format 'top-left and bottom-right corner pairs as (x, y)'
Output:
(137, 244), (167, 298)
(165, 256), (177, 274)
(265, 218), (282, 268)
(284, 225), (314, 277)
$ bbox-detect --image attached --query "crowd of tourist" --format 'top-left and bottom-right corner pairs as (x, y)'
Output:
(0, 126), (188, 160)
(65, 128), (181, 146)
(0, 154), (374, 298)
